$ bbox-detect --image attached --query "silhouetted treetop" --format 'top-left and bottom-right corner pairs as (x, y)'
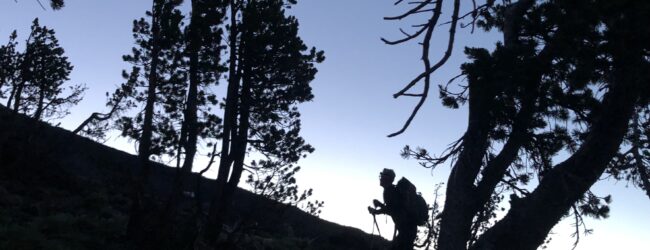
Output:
(1, 18), (85, 122)
(204, 0), (324, 246)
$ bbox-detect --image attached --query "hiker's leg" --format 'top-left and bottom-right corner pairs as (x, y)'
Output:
(394, 225), (417, 250)
(405, 225), (417, 249)
(389, 228), (400, 250)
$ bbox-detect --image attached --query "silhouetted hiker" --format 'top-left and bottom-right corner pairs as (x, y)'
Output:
(368, 168), (428, 250)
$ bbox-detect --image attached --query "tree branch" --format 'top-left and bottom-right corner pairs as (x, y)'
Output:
(390, 0), (447, 99)
(388, 0), (454, 137)
(384, 0), (434, 20)
(471, 49), (642, 250)
(73, 95), (123, 135)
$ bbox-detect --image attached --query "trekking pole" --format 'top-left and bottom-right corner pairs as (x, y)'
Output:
(370, 216), (376, 250)
(373, 214), (382, 237)
(370, 213), (382, 250)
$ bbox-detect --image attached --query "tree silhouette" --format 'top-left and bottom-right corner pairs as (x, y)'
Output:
(109, 0), (186, 243)
(0, 18), (85, 122)
(385, 0), (650, 249)
(75, 0), (322, 246)
(246, 162), (324, 216)
(84, 0), (227, 246)
(0, 31), (19, 101)
(203, 0), (324, 245)
(159, 1), (227, 243)
(169, 0), (225, 206)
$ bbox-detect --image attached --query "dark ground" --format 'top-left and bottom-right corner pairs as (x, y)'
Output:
(0, 106), (389, 250)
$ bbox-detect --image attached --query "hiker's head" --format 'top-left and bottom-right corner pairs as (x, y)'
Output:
(379, 168), (395, 187)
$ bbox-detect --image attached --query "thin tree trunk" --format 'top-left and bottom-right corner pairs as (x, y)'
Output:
(11, 31), (35, 112)
(218, 55), (251, 224)
(179, 0), (201, 196)
(126, 0), (162, 242)
(206, 1), (240, 244)
(6, 83), (16, 107)
(162, 0), (202, 232)
(11, 80), (24, 112)
(33, 85), (45, 120)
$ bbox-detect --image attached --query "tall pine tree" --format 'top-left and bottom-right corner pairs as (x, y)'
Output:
(204, 0), (324, 245)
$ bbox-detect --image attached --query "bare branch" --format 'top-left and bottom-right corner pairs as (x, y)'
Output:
(402, 93), (425, 97)
(389, 0), (457, 137)
(381, 25), (429, 45)
(384, 0), (434, 20)
(392, 0), (454, 99)
(438, 2), (490, 30)
(73, 95), (124, 135)
(35, 0), (47, 10)
(402, 136), (464, 169)
(501, 177), (530, 195)
(570, 205), (590, 250)
(198, 142), (219, 176)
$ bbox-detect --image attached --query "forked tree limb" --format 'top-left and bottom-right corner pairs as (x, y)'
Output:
(387, 0), (456, 137)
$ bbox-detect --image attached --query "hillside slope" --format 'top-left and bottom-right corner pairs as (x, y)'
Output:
(0, 106), (388, 250)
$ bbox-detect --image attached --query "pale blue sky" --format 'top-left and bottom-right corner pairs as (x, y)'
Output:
(1, 1), (648, 249)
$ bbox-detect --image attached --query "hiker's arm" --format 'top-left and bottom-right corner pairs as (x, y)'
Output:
(373, 199), (385, 209)
(369, 199), (393, 215)
(368, 206), (388, 215)
(375, 205), (393, 215)
(369, 205), (393, 216)
(368, 200), (389, 215)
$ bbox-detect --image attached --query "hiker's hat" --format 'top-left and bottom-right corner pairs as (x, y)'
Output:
(380, 168), (395, 179)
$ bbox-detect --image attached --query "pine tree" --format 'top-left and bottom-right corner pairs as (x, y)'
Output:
(159, 1), (227, 244)
(0, 31), (19, 100)
(1, 19), (84, 122)
(171, 0), (225, 203)
(204, 0), (324, 244)
(115, 0), (186, 243)
(104, 0), (226, 246)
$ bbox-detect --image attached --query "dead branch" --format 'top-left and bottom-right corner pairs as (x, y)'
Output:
(388, 0), (458, 137)
(72, 95), (124, 135)
(384, 0), (435, 20)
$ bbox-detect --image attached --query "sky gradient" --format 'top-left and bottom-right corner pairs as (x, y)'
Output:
(1, 1), (648, 249)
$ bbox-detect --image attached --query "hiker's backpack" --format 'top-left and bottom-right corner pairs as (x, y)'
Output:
(396, 177), (429, 226)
